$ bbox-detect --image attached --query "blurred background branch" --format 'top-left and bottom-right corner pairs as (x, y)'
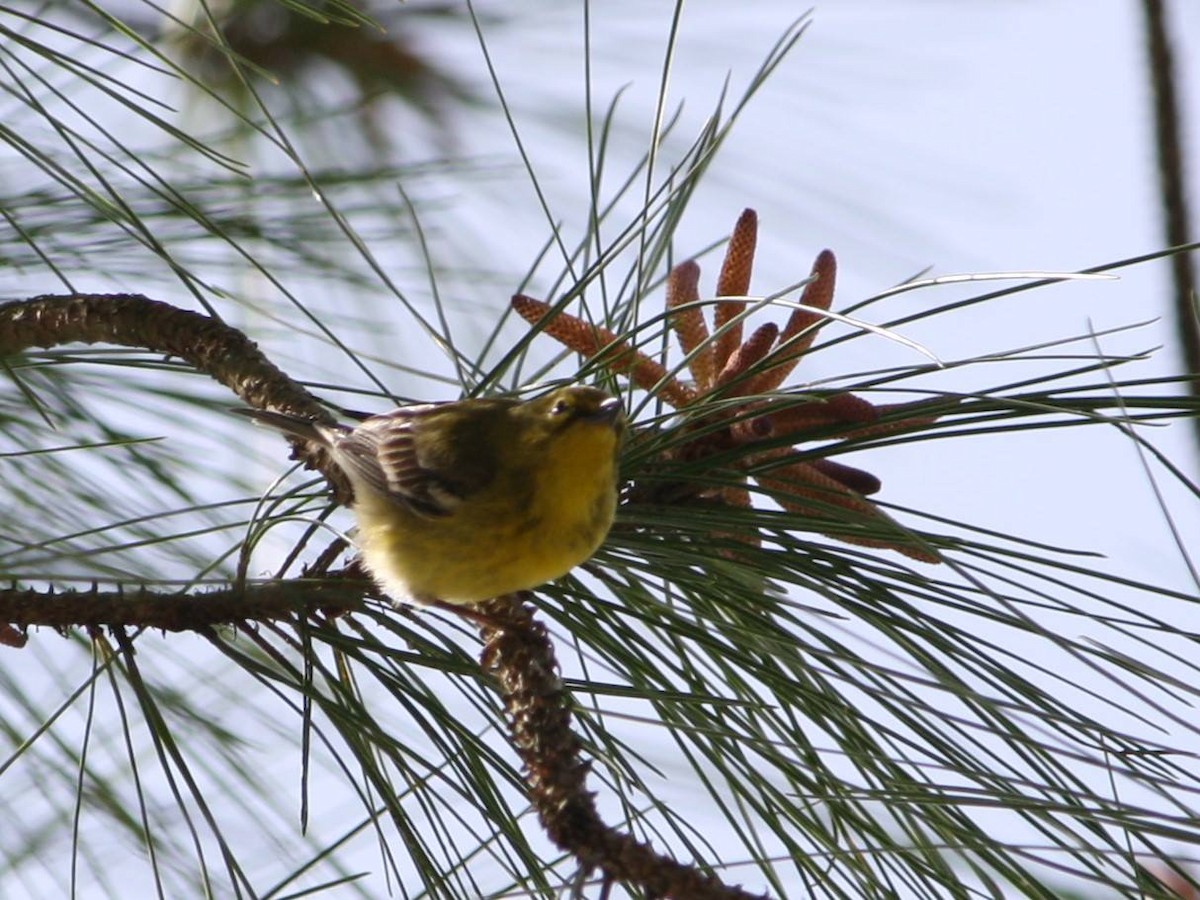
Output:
(1139, 0), (1199, 460)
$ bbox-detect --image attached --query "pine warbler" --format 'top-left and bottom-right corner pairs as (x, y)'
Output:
(239, 386), (623, 605)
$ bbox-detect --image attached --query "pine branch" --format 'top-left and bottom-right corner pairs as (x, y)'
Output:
(478, 593), (768, 900)
(1, 292), (343, 490)
(0, 580), (361, 633)
(0, 293), (328, 417)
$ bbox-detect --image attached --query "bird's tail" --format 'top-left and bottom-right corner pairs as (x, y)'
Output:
(230, 408), (340, 447)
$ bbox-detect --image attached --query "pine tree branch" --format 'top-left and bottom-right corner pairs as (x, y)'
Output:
(477, 593), (769, 900)
(0, 293), (324, 415)
(0, 293), (340, 486)
(0, 581), (362, 633)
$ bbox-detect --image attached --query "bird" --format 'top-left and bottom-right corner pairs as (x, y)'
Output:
(235, 385), (624, 606)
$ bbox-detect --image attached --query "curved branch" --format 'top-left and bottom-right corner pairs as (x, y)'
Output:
(478, 594), (768, 900)
(0, 292), (339, 482)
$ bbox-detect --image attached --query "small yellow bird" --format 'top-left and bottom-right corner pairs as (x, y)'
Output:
(238, 386), (623, 605)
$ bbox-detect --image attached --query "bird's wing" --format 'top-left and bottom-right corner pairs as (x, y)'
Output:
(333, 405), (465, 518)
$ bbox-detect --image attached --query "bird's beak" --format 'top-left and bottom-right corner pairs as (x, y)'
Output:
(587, 397), (624, 425)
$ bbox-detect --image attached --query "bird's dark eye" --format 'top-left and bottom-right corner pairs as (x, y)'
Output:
(551, 399), (572, 417)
